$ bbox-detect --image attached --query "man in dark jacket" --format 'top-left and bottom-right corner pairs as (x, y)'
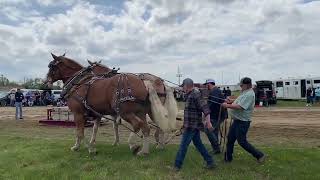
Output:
(204, 79), (226, 154)
(15, 88), (24, 120)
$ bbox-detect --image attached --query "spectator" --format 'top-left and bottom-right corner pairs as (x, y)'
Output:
(15, 88), (24, 120)
(226, 87), (232, 97)
(312, 87), (316, 104)
(222, 87), (227, 98)
(315, 87), (320, 103)
(9, 92), (15, 107)
(306, 87), (313, 107)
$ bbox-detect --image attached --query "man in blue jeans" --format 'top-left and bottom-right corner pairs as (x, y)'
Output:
(15, 88), (24, 120)
(204, 79), (226, 154)
(174, 78), (215, 171)
(222, 77), (265, 163)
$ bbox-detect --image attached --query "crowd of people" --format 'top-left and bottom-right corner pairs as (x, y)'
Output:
(306, 87), (320, 106)
(7, 90), (64, 107)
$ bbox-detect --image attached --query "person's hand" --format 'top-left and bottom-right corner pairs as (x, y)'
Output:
(206, 121), (213, 130)
(222, 102), (229, 108)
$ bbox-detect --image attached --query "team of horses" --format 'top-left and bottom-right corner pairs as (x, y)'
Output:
(44, 53), (178, 156)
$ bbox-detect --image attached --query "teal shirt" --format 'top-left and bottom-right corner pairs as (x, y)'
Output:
(229, 89), (255, 121)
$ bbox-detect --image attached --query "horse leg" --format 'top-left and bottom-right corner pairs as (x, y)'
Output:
(71, 113), (85, 152)
(112, 116), (121, 146)
(156, 129), (165, 149)
(136, 113), (151, 156)
(88, 118), (100, 155)
(122, 113), (144, 154)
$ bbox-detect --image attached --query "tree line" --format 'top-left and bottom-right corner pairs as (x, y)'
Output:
(0, 74), (62, 90)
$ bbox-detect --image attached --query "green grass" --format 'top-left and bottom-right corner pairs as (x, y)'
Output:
(0, 136), (319, 180)
(275, 100), (320, 107)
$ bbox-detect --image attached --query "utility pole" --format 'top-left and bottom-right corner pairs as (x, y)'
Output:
(176, 66), (183, 86)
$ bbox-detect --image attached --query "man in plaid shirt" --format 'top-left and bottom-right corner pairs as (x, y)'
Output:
(174, 78), (216, 171)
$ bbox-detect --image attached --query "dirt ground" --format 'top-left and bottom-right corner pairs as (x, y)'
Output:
(0, 106), (319, 148)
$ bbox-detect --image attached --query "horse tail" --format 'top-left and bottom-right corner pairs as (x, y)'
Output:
(143, 80), (170, 131)
(164, 85), (178, 130)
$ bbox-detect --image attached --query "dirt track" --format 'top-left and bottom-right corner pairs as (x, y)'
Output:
(0, 106), (319, 148)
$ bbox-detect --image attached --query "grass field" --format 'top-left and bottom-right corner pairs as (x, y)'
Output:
(0, 136), (319, 180)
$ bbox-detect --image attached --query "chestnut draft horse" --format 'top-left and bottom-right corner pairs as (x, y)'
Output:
(87, 60), (178, 148)
(45, 54), (168, 156)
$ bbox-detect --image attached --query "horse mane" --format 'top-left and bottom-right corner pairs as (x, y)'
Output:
(60, 56), (84, 69)
(88, 60), (112, 71)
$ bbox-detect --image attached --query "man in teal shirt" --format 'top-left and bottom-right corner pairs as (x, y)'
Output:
(222, 77), (265, 163)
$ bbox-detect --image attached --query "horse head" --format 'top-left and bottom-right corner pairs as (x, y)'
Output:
(87, 59), (114, 75)
(45, 53), (83, 87)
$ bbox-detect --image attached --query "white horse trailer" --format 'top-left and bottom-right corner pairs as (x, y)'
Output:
(273, 77), (320, 100)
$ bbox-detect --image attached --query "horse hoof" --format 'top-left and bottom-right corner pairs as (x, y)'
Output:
(131, 145), (141, 155)
(89, 149), (97, 155)
(137, 151), (149, 157)
(112, 141), (119, 146)
(156, 144), (165, 150)
(71, 146), (80, 152)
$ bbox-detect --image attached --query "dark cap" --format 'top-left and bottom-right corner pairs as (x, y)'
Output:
(240, 77), (252, 85)
(181, 78), (194, 87)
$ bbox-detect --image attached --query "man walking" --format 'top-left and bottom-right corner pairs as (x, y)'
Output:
(222, 77), (265, 163)
(174, 78), (216, 171)
(204, 79), (226, 154)
(15, 88), (24, 120)
(306, 87), (313, 107)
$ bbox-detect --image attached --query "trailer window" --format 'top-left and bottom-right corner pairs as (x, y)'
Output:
(307, 80), (311, 84)
(276, 81), (283, 87)
(285, 82), (290, 85)
(314, 80), (320, 84)
(294, 81), (299, 85)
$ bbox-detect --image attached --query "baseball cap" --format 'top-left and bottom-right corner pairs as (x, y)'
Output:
(240, 77), (252, 85)
(204, 79), (215, 85)
(181, 78), (194, 87)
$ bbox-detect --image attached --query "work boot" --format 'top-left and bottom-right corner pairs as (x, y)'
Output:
(224, 152), (233, 163)
(171, 166), (181, 172)
(204, 163), (217, 170)
(257, 155), (267, 164)
(210, 149), (221, 155)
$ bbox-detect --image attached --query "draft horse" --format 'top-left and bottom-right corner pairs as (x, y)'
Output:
(45, 54), (164, 156)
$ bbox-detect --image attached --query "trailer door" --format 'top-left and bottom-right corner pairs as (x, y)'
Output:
(275, 81), (284, 98)
(301, 79), (306, 98)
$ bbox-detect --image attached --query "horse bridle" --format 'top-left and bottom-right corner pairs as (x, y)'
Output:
(48, 58), (82, 83)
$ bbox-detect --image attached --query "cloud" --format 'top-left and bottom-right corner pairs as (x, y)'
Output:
(0, 0), (320, 85)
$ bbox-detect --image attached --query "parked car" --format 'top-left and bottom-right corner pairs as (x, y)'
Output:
(254, 80), (277, 106)
(52, 90), (62, 102)
(0, 91), (10, 106)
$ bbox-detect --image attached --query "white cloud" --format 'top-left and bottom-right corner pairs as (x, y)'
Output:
(0, 0), (320, 85)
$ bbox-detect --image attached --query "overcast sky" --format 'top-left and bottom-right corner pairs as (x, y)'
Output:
(0, 0), (320, 85)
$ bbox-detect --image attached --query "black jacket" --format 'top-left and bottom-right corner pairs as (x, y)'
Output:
(208, 87), (226, 121)
(15, 92), (24, 102)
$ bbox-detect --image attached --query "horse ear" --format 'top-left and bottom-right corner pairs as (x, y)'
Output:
(62, 53), (66, 57)
(51, 53), (58, 60)
(87, 59), (93, 65)
(98, 60), (102, 63)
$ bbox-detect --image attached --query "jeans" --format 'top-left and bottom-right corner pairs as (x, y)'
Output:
(204, 119), (220, 151)
(225, 120), (264, 161)
(15, 102), (23, 119)
(175, 128), (214, 169)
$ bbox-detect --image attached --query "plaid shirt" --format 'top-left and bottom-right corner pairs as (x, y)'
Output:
(183, 88), (211, 130)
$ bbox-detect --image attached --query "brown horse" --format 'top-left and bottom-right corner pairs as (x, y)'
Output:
(45, 53), (164, 156)
(87, 60), (178, 148)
